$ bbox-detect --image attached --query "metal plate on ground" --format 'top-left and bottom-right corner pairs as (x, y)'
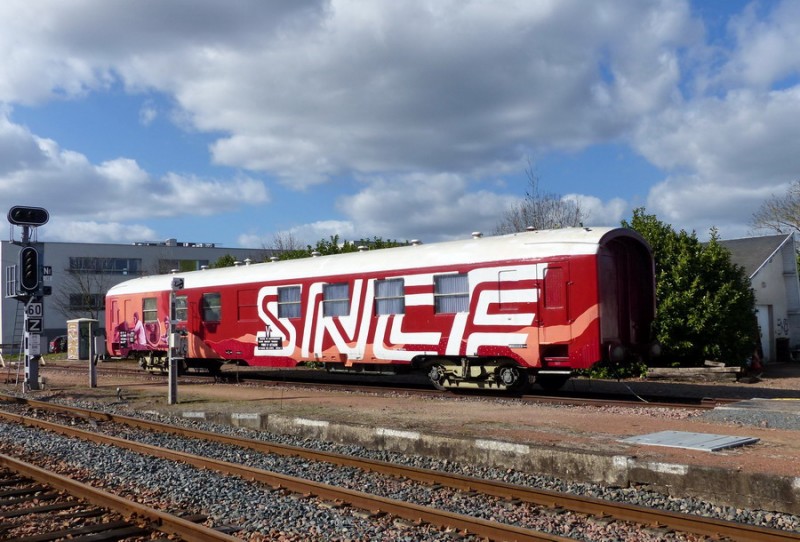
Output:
(621, 430), (759, 452)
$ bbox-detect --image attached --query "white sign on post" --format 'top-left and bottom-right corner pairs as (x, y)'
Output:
(29, 334), (41, 356)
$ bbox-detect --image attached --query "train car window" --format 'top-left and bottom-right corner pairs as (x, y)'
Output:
(202, 292), (222, 322)
(323, 282), (350, 317)
(375, 278), (405, 315)
(544, 267), (565, 308)
(434, 273), (469, 314)
(143, 297), (158, 322)
(278, 286), (302, 318)
(174, 295), (188, 321)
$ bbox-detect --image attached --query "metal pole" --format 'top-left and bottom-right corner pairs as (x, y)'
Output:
(168, 289), (178, 404)
(23, 296), (41, 392)
(89, 322), (97, 388)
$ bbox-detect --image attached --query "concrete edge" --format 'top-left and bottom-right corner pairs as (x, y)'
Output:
(180, 410), (800, 515)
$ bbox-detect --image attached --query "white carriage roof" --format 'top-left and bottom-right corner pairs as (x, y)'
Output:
(107, 227), (637, 295)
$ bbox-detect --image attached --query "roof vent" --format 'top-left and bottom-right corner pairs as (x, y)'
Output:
(270, 256), (279, 262)
(526, 226), (536, 232)
(311, 251), (321, 257)
(200, 265), (209, 270)
(244, 258), (252, 266)
(411, 239), (422, 246)
(472, 231), (482, 239)
(170, 269), (179, 274)
(234, 260), (242, 267)
(357, 245), (368, 252)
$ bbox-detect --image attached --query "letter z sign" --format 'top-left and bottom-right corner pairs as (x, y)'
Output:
(26, 318), (42, 333)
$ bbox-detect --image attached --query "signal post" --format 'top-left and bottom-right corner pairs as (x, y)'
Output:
(6, 206), (49, 392)
(168, 276), (184, 404)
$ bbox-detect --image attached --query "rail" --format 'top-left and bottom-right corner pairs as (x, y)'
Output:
(1, 395), (798, 542)
(0, 453), (240, 541)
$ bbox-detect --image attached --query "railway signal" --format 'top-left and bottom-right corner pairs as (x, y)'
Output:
(19, 246), (40, 292)
(6, 205), (49, 392)
(7, 205), (49, 227)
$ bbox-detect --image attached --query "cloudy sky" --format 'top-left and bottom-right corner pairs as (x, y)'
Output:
(1, 0), (798, 248)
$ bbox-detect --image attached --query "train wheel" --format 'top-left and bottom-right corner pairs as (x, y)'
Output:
(427, 364), (448, 391)
(495, 365), (529, 393)
(536, 375), (570, 392)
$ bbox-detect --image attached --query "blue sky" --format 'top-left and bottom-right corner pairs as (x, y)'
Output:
(2, 0), (799, 249)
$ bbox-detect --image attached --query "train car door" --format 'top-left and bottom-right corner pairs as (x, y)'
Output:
(186, 300), (199, 357)
(539, 262), (570, 343)
(598, 236), (655, 347)
(109, 300), (119, 330)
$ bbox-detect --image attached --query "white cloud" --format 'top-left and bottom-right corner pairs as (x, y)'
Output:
(1, 0), (799, 244)
(42, 219), (158, 244)
(0, 109), (270, 226)
(0, 0), (703, 187)
(337, 173), (519, 242)
(635, 85), (800, 237)
(564, 194), (628, 227)
(720, 1), (800, 89)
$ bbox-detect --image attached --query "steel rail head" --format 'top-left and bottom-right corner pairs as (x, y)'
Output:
(2, 394), (799, 542)
(0, 452), (240, 542)
(0, 407), (572, 542)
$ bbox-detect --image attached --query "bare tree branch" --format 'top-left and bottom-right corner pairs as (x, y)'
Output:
(751, 180), (800, 234)
(52, 270), (116, 322)
(495, 159), (587, 234)
(267, 231), (305, 252)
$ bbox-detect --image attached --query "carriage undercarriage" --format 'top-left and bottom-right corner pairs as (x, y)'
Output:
(417, 357), (571, 392)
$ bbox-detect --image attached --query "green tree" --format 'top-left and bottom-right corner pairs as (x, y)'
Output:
(276, 235), (408, 260)
(211, 254), (237, 268)
(623, 209), (757, 366)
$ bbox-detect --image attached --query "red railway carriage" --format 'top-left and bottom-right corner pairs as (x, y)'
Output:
(105, 227), (656, 391)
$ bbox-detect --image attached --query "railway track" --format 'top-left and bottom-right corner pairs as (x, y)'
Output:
(1, 394), (796, 542)
(0, 454), (239, 541)
(38, 362), (737, 409)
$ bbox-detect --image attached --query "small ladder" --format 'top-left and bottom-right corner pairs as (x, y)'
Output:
(13, 301), (26, 386)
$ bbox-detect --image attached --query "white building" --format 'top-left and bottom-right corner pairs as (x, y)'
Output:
(719, 233), (800, 362)
(1, 238), (273, 352)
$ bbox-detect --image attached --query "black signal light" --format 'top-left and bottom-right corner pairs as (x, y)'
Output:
(19, 246), (39, 292)
(8, 206), (49, 226)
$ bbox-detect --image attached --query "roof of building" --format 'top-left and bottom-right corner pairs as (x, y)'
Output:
(718, 234), (794, 278)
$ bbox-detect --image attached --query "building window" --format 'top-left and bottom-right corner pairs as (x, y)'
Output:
(434, 273), (469, 314)
(278, 286), (302, 318)
(375, 278), (405, 315)
(202, 292), (221, 322)
(175, 295), (188, 321)
(143, 297), (158, 322)
(323, 283), (350, 317)
(69, 257), (141, 275)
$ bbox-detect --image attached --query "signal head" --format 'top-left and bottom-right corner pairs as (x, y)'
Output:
(19, 246), (40, 292)
(8, 206), (49, 227)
